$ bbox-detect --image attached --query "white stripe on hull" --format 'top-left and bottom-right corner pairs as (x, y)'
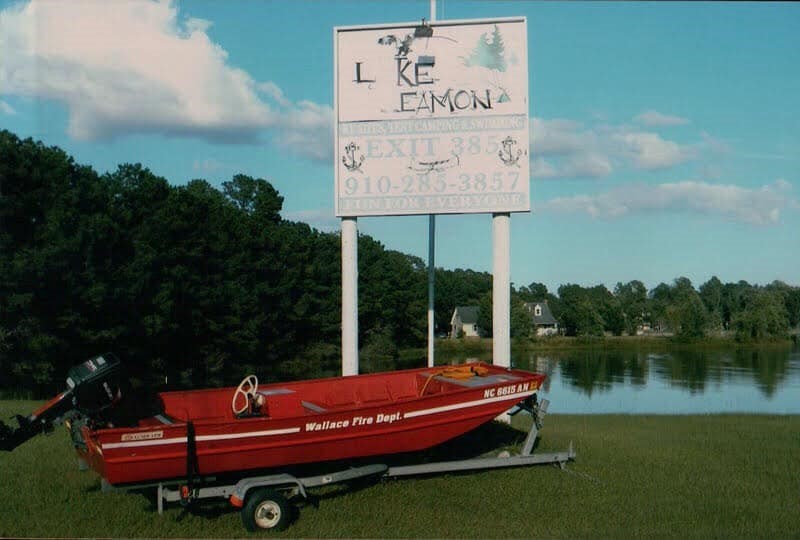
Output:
(102, 428), (300, 450)
(404, 390), (536, 418)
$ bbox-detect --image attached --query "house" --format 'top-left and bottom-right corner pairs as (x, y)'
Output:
(524, 301), (559, 336)
(450, 305), (481, 338)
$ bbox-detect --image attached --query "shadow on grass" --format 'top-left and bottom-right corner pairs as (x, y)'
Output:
(302, 420), (538, 504)
(386, 420), (533, 464)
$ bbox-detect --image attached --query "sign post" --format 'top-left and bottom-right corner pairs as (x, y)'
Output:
(492, 212), (511, 369)
(341, 216), (358, 376)
(335, 16), (529, 375)
(427, 0), (437, 369)
(427, 213), (435, 367)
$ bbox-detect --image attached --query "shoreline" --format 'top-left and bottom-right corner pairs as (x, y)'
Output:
(428, 334), (797, 356)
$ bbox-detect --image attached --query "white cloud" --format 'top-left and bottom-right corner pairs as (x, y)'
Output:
(538, 180), (797, 226)
(192, 158), (232, 175)
(257, 82), (292, 108)
(699, 131), (731, 156)
(530, 118), (613, 179)
(0, 0), (331, 160)
(0, 0), (269, 141)
(531, 153), (612, 179)
(531, 118), (595, 156)
(281, 208), (339, 232)
(635, 110), (690, 127)
(531, 116), (699, 178)
(563, 153), (613, 178)
(613, 131), (695, 170)
(274, 100), (333, 162)
(530, 157), (559, 179)
(0, 100), (16, 115)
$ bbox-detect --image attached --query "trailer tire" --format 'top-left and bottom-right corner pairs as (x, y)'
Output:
(242, 488), (291, 532)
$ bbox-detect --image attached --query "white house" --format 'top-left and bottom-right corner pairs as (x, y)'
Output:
(523, 301), (559, 336)
(450, 305), (480, 338)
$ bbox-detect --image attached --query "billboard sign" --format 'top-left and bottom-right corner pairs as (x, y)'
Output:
(334, 18), (529, 217)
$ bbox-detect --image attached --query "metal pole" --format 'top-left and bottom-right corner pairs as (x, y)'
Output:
(341, 217), (358, 375)
(427, 0), (437, 369)
(492, 212), (511, 369)
(493, 212), (511, 423)
(427, 215), (435, 368)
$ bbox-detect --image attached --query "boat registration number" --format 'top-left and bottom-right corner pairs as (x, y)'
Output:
(483, 382), (530, 399)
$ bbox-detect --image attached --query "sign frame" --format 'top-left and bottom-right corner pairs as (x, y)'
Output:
(334, 17), (530, 218)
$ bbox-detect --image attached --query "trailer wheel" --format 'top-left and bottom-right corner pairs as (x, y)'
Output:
(242, 488), (291, 532)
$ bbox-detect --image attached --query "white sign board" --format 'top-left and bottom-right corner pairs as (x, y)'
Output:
(335, 18), (529, 217)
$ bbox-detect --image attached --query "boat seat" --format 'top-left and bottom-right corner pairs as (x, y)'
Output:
(387, 380), (418, 400)
(137, 414), (178, 427)
(417, 373), (444, 395)
(257, 388), (295, 397)
(325, 389), (357, 409)
(356, 384), (391, 404)
(301, 400), (327, 413)
(439, 373), (521, 387)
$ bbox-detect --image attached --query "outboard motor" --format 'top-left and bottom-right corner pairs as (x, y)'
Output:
(0, 353), (127, 451)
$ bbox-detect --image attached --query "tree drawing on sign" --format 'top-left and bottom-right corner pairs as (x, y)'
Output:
(463, 25), (507, 72)
(462, 25), (512, 103)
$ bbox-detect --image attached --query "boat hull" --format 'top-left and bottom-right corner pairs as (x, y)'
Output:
(78, 363), (545, 485)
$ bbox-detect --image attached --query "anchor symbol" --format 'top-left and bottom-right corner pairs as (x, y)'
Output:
(498, 136), (523, 167)
(342, 142), (365, 173)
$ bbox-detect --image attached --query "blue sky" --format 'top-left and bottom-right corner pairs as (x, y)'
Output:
(1, 0), (798, 293)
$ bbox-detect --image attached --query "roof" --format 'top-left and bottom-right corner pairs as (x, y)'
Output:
(524, 302), (558, 326)
(453, 305), (479, 324)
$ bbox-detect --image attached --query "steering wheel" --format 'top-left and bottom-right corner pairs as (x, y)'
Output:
(232, 375), (259, 415)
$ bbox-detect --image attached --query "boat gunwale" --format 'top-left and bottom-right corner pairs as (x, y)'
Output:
(90, 362), (544, 437)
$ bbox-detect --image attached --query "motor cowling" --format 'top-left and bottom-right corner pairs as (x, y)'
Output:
(66, 353), (126, 416)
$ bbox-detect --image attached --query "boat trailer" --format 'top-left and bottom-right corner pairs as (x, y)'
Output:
(133, 398), (575, 532)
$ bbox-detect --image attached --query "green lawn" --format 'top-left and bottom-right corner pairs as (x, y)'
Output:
(1, 400), (798, 538)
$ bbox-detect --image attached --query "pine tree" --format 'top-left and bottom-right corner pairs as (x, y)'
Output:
(463, 25), (507, 72)
(486, 25), (507, 72)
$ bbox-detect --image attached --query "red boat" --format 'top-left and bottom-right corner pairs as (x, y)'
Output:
(1, 354), (546, 486)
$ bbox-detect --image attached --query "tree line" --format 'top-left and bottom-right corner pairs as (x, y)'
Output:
(0, 130), (428, 394)
(1, 130), (798, 395)
(500, 277), (799, 341)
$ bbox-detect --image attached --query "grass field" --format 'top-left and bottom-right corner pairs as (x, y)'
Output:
(1, 400), (798, 538)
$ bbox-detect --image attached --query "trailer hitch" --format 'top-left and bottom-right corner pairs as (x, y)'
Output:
(0, 390), (78, 451)
(0, 416), (25, 451)
(1, 413), (54, 451)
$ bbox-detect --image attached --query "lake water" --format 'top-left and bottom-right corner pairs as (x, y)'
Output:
(448, 345), (800, 414)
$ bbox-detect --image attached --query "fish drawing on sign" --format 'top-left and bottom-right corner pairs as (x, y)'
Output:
(408, 152), (460, 174)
